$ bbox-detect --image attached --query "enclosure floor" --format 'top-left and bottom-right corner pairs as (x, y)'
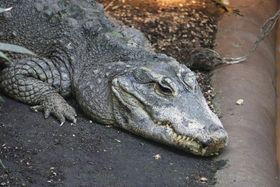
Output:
(0, 98), (225, 186)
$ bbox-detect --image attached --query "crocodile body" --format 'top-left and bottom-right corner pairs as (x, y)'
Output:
(0, 0), (228, 156)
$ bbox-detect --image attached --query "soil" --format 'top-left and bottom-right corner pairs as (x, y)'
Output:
(99, 0), (220, 63)
(0, 98), (227, 187)
(0, 0), (228, 186)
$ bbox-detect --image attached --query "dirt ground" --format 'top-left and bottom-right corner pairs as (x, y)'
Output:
(0, 98), (226, 186)
(0, 0), (229, 186)
(99, 0), (221, 62)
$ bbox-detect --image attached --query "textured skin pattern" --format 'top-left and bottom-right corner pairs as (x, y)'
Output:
(0, 0), (228, 155)
(0, 56), (76, 124)
(0, 56), (71, 103)
(0, 0), (150, 124)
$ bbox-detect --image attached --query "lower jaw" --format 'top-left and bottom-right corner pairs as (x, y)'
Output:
(173, 138), (225, 156)
(188, 146), (223, 156)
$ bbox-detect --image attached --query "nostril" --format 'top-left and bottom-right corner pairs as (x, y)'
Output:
(202, 139), (214, 148)
(208, 124), (222, 132)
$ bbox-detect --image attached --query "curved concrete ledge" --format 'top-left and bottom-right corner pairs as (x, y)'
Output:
(212, 0), (279, 186)
(276, 6), (280, 174)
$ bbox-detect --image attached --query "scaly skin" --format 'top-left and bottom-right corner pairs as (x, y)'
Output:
(0, 0), (228, 156)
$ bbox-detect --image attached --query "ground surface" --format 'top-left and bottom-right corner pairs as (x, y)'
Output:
(0, 98), (226, 187)
(0, 0), (228, 186)
(99, 0), (221, 63)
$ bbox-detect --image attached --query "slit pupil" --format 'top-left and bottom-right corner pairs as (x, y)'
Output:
(158, 83), (172, 95)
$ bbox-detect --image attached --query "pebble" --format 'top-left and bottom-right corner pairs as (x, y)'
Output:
(236, 99), (244, 105)
(153, 154), (161, 160)
(199, 176), (208, 183)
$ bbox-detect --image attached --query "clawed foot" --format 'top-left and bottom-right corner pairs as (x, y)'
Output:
(31, 93), (77, 126)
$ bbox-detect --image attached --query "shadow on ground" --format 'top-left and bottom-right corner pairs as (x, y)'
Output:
(0, 97), (226, 186)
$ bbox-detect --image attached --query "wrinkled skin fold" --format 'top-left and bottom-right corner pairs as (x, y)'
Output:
(110, 60), (228, 156)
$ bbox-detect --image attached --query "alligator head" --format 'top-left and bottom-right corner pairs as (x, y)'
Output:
(76, 56), (228, 156)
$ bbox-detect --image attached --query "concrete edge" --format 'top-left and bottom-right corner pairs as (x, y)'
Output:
(276, 4), (280, 174)
(212, 0), (279, 186)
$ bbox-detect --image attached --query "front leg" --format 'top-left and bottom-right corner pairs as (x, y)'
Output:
(0, 57), (76, 125)
(31, 92), (77, 125)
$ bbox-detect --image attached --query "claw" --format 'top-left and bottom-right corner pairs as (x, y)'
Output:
(53, 112), (65, 125)
(31, 93), (77, 125)
(60, 122), (65, 126)
(44, 109), (51, 119)
(31, 105), (43, 112)
(69, 108), (77, 118)
(64, 112), (77, 124)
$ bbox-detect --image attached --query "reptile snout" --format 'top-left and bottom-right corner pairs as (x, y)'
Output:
(204, 128), (228, 147)
(206, 123), (224, 132)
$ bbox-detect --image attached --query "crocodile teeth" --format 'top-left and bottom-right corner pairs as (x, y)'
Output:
(179, 139), (185, 143)
(202, 148), (207, 156)
(154, 119), (206, 154)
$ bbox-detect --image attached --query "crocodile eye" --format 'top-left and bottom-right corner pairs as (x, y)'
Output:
(155, 83), (173, 96)
(154, 78), (175, 96)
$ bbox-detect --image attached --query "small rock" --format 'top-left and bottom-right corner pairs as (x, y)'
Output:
(199, 176), (208, 183)
(153, 154), (161, 160)
(54, 139), (60, 145)
(236, 99), (244, 105)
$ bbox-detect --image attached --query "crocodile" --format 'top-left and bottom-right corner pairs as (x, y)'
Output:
(0, 0), (228, 156)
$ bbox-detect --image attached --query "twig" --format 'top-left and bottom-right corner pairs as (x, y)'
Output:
(105, 0), (117, 11)
(217, 8), (280, 65)
(191, 7), (280, 66)
(0, 7), (13, 14)
(0, 159), (6, 169)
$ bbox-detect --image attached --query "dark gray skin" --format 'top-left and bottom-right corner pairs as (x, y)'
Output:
(0, 0), (228, 156)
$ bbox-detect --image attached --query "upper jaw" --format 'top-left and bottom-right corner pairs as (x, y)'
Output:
(153, 119), (228, 156)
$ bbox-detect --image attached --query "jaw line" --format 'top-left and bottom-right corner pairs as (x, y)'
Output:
(152, 120), (208, 156)
(112, 80), (224, 156)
